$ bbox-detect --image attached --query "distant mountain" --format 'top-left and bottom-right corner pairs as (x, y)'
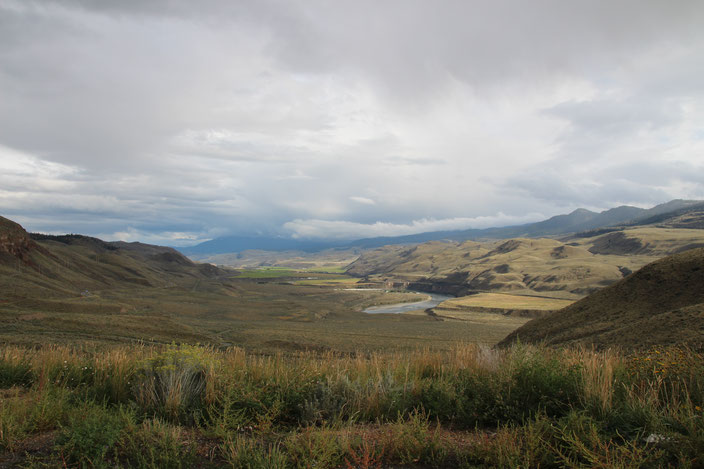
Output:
(181, 235), (349, 256)
(180, 199), (703, 256)
(627, 200), (704, 229)
(498, 247), (704, 350)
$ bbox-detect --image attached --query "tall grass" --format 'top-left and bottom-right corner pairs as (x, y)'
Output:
(2, 343), (704, 467)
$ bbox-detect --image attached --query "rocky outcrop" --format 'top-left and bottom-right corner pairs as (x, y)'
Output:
(0, 216), (47, 266)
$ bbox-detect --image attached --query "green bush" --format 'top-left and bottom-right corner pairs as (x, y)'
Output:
(504, 351), (582, 419)
(414, 379), (460, 422)
(55, 402), (127, 468)
(27, 388), (73, 433)
(384, 409), (448, 466)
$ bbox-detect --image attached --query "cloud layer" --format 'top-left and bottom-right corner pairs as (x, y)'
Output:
(1, 0), (703, 244)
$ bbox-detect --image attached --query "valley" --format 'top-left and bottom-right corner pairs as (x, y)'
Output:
(3, 204), (704, 468)
(3, 201), (704, 353)
(0, 216), (527, 352)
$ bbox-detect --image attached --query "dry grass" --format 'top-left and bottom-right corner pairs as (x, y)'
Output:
(563, 347), (620, 414)
(440, 292), (574, 311)
(3, 343), (704, 467)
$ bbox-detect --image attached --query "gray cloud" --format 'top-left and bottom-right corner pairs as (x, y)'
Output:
(504, 160), (704, 210)
(1, 0), (704, 243)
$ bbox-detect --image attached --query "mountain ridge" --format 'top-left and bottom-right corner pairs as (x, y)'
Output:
(181, 199), (702, 256)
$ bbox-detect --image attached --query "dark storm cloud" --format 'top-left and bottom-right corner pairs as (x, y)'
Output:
(1, 0), (704, 242)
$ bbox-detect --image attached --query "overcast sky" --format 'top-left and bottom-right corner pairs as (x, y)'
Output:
(1, 0), (703, 245)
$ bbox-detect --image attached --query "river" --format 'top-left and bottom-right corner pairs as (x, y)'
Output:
(363, 291), (453, 314)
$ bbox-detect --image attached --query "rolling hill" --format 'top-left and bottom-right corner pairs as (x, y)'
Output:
(346, 226), (704, 299)
(498, 247), (704, 349)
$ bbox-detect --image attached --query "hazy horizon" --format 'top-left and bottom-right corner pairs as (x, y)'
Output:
(2, 1), (704, 246)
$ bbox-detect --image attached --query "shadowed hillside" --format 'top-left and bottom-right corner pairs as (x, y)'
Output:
(0, 217), (227, 300)
(499, 247), (704, 349)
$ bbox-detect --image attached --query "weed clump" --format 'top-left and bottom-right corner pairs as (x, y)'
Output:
(119, 417), (197, 468)
(134, 344), (217, 422)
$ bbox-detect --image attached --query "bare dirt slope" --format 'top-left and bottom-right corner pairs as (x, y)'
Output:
(498, 247), (704, 350)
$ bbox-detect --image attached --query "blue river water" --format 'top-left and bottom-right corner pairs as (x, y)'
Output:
(363, 292), (453, 314)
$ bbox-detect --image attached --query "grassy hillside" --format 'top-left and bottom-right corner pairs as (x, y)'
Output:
(347, 226), (704, 300)
(499, 247), (704, 349)
(1, 225), (227, 300)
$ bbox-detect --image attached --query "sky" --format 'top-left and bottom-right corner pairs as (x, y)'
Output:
(1, 0), (704, 246)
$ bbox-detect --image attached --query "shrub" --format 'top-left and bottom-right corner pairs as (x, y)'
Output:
(548, 411), (661, 468)
(455, 416), (557, 468)
(504, 348), (583, 420)
(414, 379), (460, 422)
(0, 388), (29, 451)
(626, 346), (704, 408)
(133, 344), (217, 421)
(299, 376), (355, 426)
(23, 388), (73, 434)
(46, 358), (97, 389)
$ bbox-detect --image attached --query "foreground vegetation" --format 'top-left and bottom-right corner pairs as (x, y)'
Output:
(2, 343), (704, 468)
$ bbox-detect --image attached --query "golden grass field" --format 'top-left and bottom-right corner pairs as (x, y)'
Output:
(439, 292), (575, 310)
(433, 293), (574, 321)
